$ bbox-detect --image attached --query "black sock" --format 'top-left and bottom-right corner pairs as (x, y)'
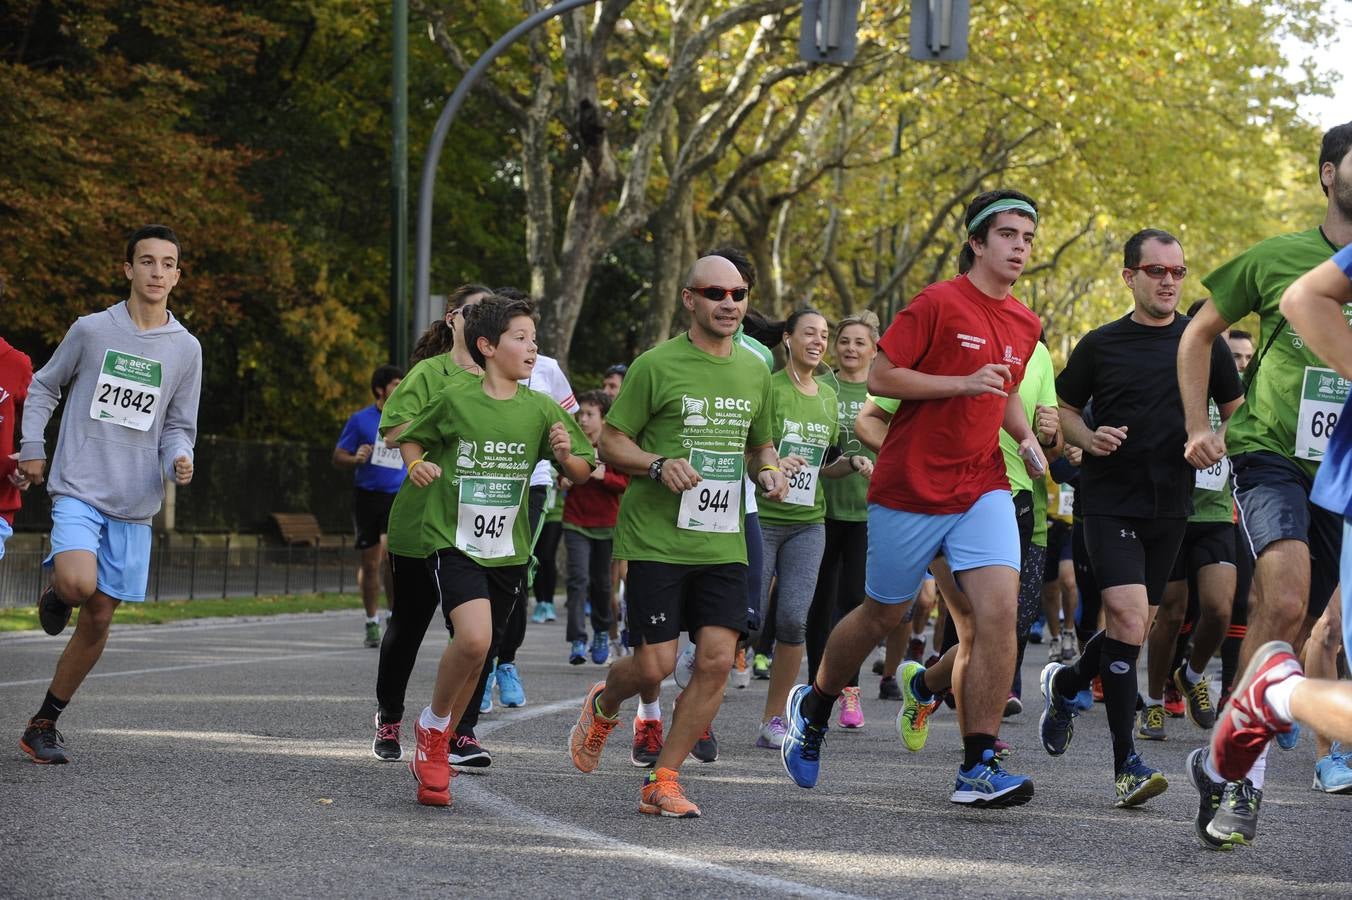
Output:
(1100, 637), (1141, 772)
(802, 684), (837, 727)
(36, 690), (68, 723)
(1054, 629), (1104, 699)
(963, 733), (997, 769)
(911, 667), (935, 703)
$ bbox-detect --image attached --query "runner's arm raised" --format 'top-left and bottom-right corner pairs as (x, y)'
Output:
(1004, 388), (1046, 477)
(746, 442), (788, 501)
(854, 399), (893, 453)
(867, 348), (1009, 400)
(599, 423), (699, 493)
(1178, 300), (1232, 451)
(1281, 259), (1352, 381)
(1058, 399), (1127, 457)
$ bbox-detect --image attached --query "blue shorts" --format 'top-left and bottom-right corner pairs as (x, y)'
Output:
(1341, 519), (1352, 670)
(865, 490), (1021, 604)
(0, 517), (11, 560)
(44, 497), (152, 602)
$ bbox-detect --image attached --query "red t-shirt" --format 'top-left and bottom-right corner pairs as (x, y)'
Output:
(867, 275), (1041, 515)
(0, 337), (34, 524)
(563, 457), (629, 529)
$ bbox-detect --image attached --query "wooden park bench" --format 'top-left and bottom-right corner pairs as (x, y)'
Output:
(270, 512), (323, 547)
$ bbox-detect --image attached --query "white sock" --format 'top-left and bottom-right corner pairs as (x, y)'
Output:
(1203, 750), (1224, 783)
(1245, 744), (1269, 789)
(419, 705), (451, 732)
(638, 700), (662, 721)
(1146, 695), (1163, 704)
(367, 615), (380, 625)
(1264, 673), (1302, 723)
(1184, 663), (1204, 685)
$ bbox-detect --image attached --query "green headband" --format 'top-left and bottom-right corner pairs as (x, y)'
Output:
(967, 199), (1038, 236)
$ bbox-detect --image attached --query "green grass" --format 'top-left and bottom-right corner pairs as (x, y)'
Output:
(0, 593), (363, 633)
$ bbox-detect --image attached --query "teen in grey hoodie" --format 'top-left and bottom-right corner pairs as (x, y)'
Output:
(17, 224), (202, 765)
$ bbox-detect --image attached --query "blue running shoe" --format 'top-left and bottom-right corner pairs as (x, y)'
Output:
(590, 632), (609, 665)
(480, 667), (495, 714)
(1072, 688), (1094, 712)
(569, 639), (587, 665)
(1313, 744), (1352, 793)
(1038, 662), (1077, 756)
(950, 749), (1034, 808)
(1028, 618), (1044, 645)
(496, 662), (525, 708)
(531, 603), (549, 624)
(781, 684), (829, 789)
(1276, 721), (1301, 751)
(1115, 752), (1169, 808)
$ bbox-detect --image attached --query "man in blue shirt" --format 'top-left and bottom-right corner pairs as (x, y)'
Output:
(334, 365), (405, 647)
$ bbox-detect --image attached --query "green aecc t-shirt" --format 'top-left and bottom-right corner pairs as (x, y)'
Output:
(758, 369), (839, 526)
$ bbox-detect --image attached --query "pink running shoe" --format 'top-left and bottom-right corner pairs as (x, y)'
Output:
(839, 686), (865, 729)
(1210, 641), (1302, 782)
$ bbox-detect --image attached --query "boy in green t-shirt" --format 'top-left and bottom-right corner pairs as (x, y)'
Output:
(394, 295), (594, 807)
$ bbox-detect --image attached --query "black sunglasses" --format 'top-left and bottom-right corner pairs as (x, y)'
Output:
(687, 285), (749, 303)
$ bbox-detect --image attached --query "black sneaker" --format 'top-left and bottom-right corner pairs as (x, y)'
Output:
(690, 724), (719, 763)
(1186, 747), (1232, 851)
(878, 676), (902, 700)
(20, 718), (69, 764)
(631, 716), (664, 768)
(449, 729), (492, 769)
(1208, 778), (1261, 846)
(38, 586), (72, 636)
(371, 714), (402, 761)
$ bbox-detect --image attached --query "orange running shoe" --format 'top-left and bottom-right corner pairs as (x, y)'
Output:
(570, 681), (619, 773)
(410, 718), (453, 806)
(639, 767), (701, 818)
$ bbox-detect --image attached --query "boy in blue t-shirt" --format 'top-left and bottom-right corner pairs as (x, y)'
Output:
(334, 364), (406, 647)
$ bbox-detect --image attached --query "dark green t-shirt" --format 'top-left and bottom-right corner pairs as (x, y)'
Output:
(819, 376), (873, 522)
(758, 369), (839, 526)
(387, 383), (593, 564)
(1190, 399), (1235, 523)
(608, 335), (773, 565)
(1205, 227), (1347, 476)
(379, 354), (478, 436)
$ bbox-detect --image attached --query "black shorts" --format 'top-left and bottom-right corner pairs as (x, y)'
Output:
(1044, 519), (1072, 583)
(1168, 520), (1237, 583)
(353, 488), (397, 550)
(427, 547), (525, 627)
(1233, 450), (1341, 618)
(625, 560), (749, 647)
(1082, 515), (1187, 606)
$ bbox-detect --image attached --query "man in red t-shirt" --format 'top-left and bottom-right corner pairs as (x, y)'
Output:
(781, 191), (1045, 810)
(1, 310), (35, 559)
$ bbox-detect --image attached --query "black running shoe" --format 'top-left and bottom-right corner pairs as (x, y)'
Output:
(449, 730), (492, 769)
(38, 586), (72, 636)
(878, 676), (902, 701)
(371, 714), (402, 761)
(690, 724), (719, 763)
(20, 718), (69, 764)
(1208, 778), (1261, 846)
(1186, 747), (1232, 851)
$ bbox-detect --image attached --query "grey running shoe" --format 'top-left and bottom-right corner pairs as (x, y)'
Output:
(1135, 703), (1167, 741)
(1207, 779), (1261, 846)
(20, 718), (69, 764)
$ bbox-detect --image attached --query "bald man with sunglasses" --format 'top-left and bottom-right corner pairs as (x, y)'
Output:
(567, 255), (789, 818)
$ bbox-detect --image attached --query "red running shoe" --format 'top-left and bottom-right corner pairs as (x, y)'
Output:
(410, 719), (453, 806)
(1162, 681), (1185, 718)
(1210, 641), (1302, 782)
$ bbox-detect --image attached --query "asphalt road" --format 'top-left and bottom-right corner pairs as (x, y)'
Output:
(2, 610), (1348, 898)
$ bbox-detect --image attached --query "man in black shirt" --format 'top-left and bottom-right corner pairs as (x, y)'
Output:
(1038, 228), (1243, 808)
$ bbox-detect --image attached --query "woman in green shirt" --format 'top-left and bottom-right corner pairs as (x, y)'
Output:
(753, 309), (859, 749)
(804, 311), (879, 728)
(372, 284), (488, 764)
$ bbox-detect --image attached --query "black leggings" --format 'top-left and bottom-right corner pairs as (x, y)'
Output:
(376, 552), (442, 723)
(806, 518), (868, 686)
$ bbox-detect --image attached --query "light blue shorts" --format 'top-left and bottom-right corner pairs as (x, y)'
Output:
(865, 490), (1020, 604)
(0, 517), (11, 560)
(45, 496), (152, 602)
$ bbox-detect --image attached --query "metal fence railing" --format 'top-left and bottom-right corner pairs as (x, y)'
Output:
(0, 535), (357, 608)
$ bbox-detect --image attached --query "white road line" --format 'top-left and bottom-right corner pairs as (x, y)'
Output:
(0, 611), (360, 645)
(468, 691), (866, 900)
(0, 647), (360, 688)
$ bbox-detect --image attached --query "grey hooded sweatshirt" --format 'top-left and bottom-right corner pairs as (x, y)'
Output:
(20, 301), (202, 524)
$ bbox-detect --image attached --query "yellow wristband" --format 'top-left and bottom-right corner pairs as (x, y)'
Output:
(408, 457), (426, 472)
(759, 464), (780, 473)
